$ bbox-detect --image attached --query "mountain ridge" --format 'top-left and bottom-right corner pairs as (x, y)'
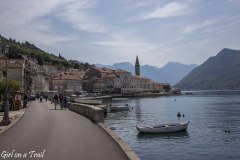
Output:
(175, 48), (240, 90)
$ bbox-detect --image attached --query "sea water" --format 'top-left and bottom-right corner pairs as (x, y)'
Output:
(105, 91), (240, 160)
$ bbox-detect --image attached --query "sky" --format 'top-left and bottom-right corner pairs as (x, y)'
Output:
(0, 0), (240, 67)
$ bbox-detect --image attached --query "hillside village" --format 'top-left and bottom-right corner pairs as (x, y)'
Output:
(0, 36), (170, 98)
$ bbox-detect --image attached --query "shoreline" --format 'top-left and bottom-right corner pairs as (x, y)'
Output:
(75, 92), (181, 100)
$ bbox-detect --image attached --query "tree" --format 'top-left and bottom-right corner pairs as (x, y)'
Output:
(8, 80), (21, 96)
(58, 53), (65, 60)
(36, 56), (44, 65)
(73, 62), (80, 69)
(0, 80), (21, 101)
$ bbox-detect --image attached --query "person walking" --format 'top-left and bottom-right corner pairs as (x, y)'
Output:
(23, 94), (28, 108)
(9, 96), (13, 111)
(59, 95), (63, 109)
(63, 96), (68, 109)
(54, 94), (58, 110)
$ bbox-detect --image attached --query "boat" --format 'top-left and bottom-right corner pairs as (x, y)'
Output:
(110, 104), (130, 112)
(109, 98), (131, 112)
(136, 121), (189, 133)
(74, 98), (102, 105)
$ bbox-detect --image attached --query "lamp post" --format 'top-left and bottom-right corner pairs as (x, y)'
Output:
(0, 45), (11, 126)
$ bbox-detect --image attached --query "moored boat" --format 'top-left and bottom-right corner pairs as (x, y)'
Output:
(136, 121), (189, 133)
(110, 104), (130, 112)
(75, 98), (102, 105)
(109, 98), (131, 112)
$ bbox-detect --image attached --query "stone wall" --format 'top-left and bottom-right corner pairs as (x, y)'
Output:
(69, 103), (104, 123)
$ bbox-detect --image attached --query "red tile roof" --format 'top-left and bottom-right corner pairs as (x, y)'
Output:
(94, 67), (113, 73)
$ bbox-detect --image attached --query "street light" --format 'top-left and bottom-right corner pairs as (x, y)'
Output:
(0, 45), (11, 126)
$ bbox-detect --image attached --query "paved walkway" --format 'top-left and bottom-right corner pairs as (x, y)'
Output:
(0, 101), (126, 160)
(0, 109), (25, 131)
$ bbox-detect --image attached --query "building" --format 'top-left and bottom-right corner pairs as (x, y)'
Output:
(121, 75), (150, 95)
(147, 80), (163, 93)
(51, 72), (83, 94)
(31, 66), (49, 94)
(67, 68), (85, 79)
(42, 64), (64, 76)
(93, 56), (165, 95)
(85, 66), (113, 80)
(84, 65), (113, 92)
(135, 56), (140, 76)
(0, 58), (25, 89)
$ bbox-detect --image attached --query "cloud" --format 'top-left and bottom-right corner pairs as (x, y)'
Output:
(56, 0), (106, 33)
(0, 0), (104, 48)
(92, 33), (158, 52)
(0, 0), (61, 26)
(227, 0), (240, 4)
(124, 2), (150, 11)
(138, 2), (190, 20)
(89, 32), (163, 65)
(182, 19), (218, 34)
(0, 0), (239, 67)
(0, 0), (77, 46)
(182, 14), (240, 35)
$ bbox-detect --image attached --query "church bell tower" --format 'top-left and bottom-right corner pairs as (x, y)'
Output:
(135, 56), (140, 76)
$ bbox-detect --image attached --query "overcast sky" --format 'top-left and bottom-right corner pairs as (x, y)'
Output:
(0, 0), (240, 67)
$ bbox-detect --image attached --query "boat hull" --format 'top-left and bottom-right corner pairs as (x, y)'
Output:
(75, 98), (102, 105)
(137, 122), (189, 133)
(110, 106), (130, 112)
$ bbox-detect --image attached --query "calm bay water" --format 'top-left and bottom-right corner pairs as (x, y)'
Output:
(105, 91), (240, 160)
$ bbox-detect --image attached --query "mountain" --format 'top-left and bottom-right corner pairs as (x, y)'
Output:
(96, 62), (197, 85)
(175, 48), (240, 90)
(0, 35), (91, 70)
(0, 35), (70, 67)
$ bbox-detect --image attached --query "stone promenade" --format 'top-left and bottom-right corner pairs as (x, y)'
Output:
(0, 101), (127, 160)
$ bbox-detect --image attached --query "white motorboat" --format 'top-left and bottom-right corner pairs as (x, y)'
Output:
(75, 98), (102, 105)
(109, 98), (131, 112)
(110, 104), (130, 112)
(136, 121), (189, 133)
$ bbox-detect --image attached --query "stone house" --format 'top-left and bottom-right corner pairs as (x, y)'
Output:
(42, 64), (64, 76)
(67, 68), (85, 79)
(51, 72), (83, 94)
(0, 58), (25, 89)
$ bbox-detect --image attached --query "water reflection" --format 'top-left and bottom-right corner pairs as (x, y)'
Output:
(133, 98), (142, 122)
(137, 131), (190, 140)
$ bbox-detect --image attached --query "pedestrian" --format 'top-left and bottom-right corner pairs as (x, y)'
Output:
(36, 93), (39, 100)
(63, 96), (68, 109)
(40, 95), (43, 102)
(9, 96), (13, 111)
(177, 112), (181, 118)
(59, 95), (63, 109)
(23, 94), (28, 108)
(45, 95), (48, 102)
(51, 96), (53, 104)
(54, 94), (58, 110)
